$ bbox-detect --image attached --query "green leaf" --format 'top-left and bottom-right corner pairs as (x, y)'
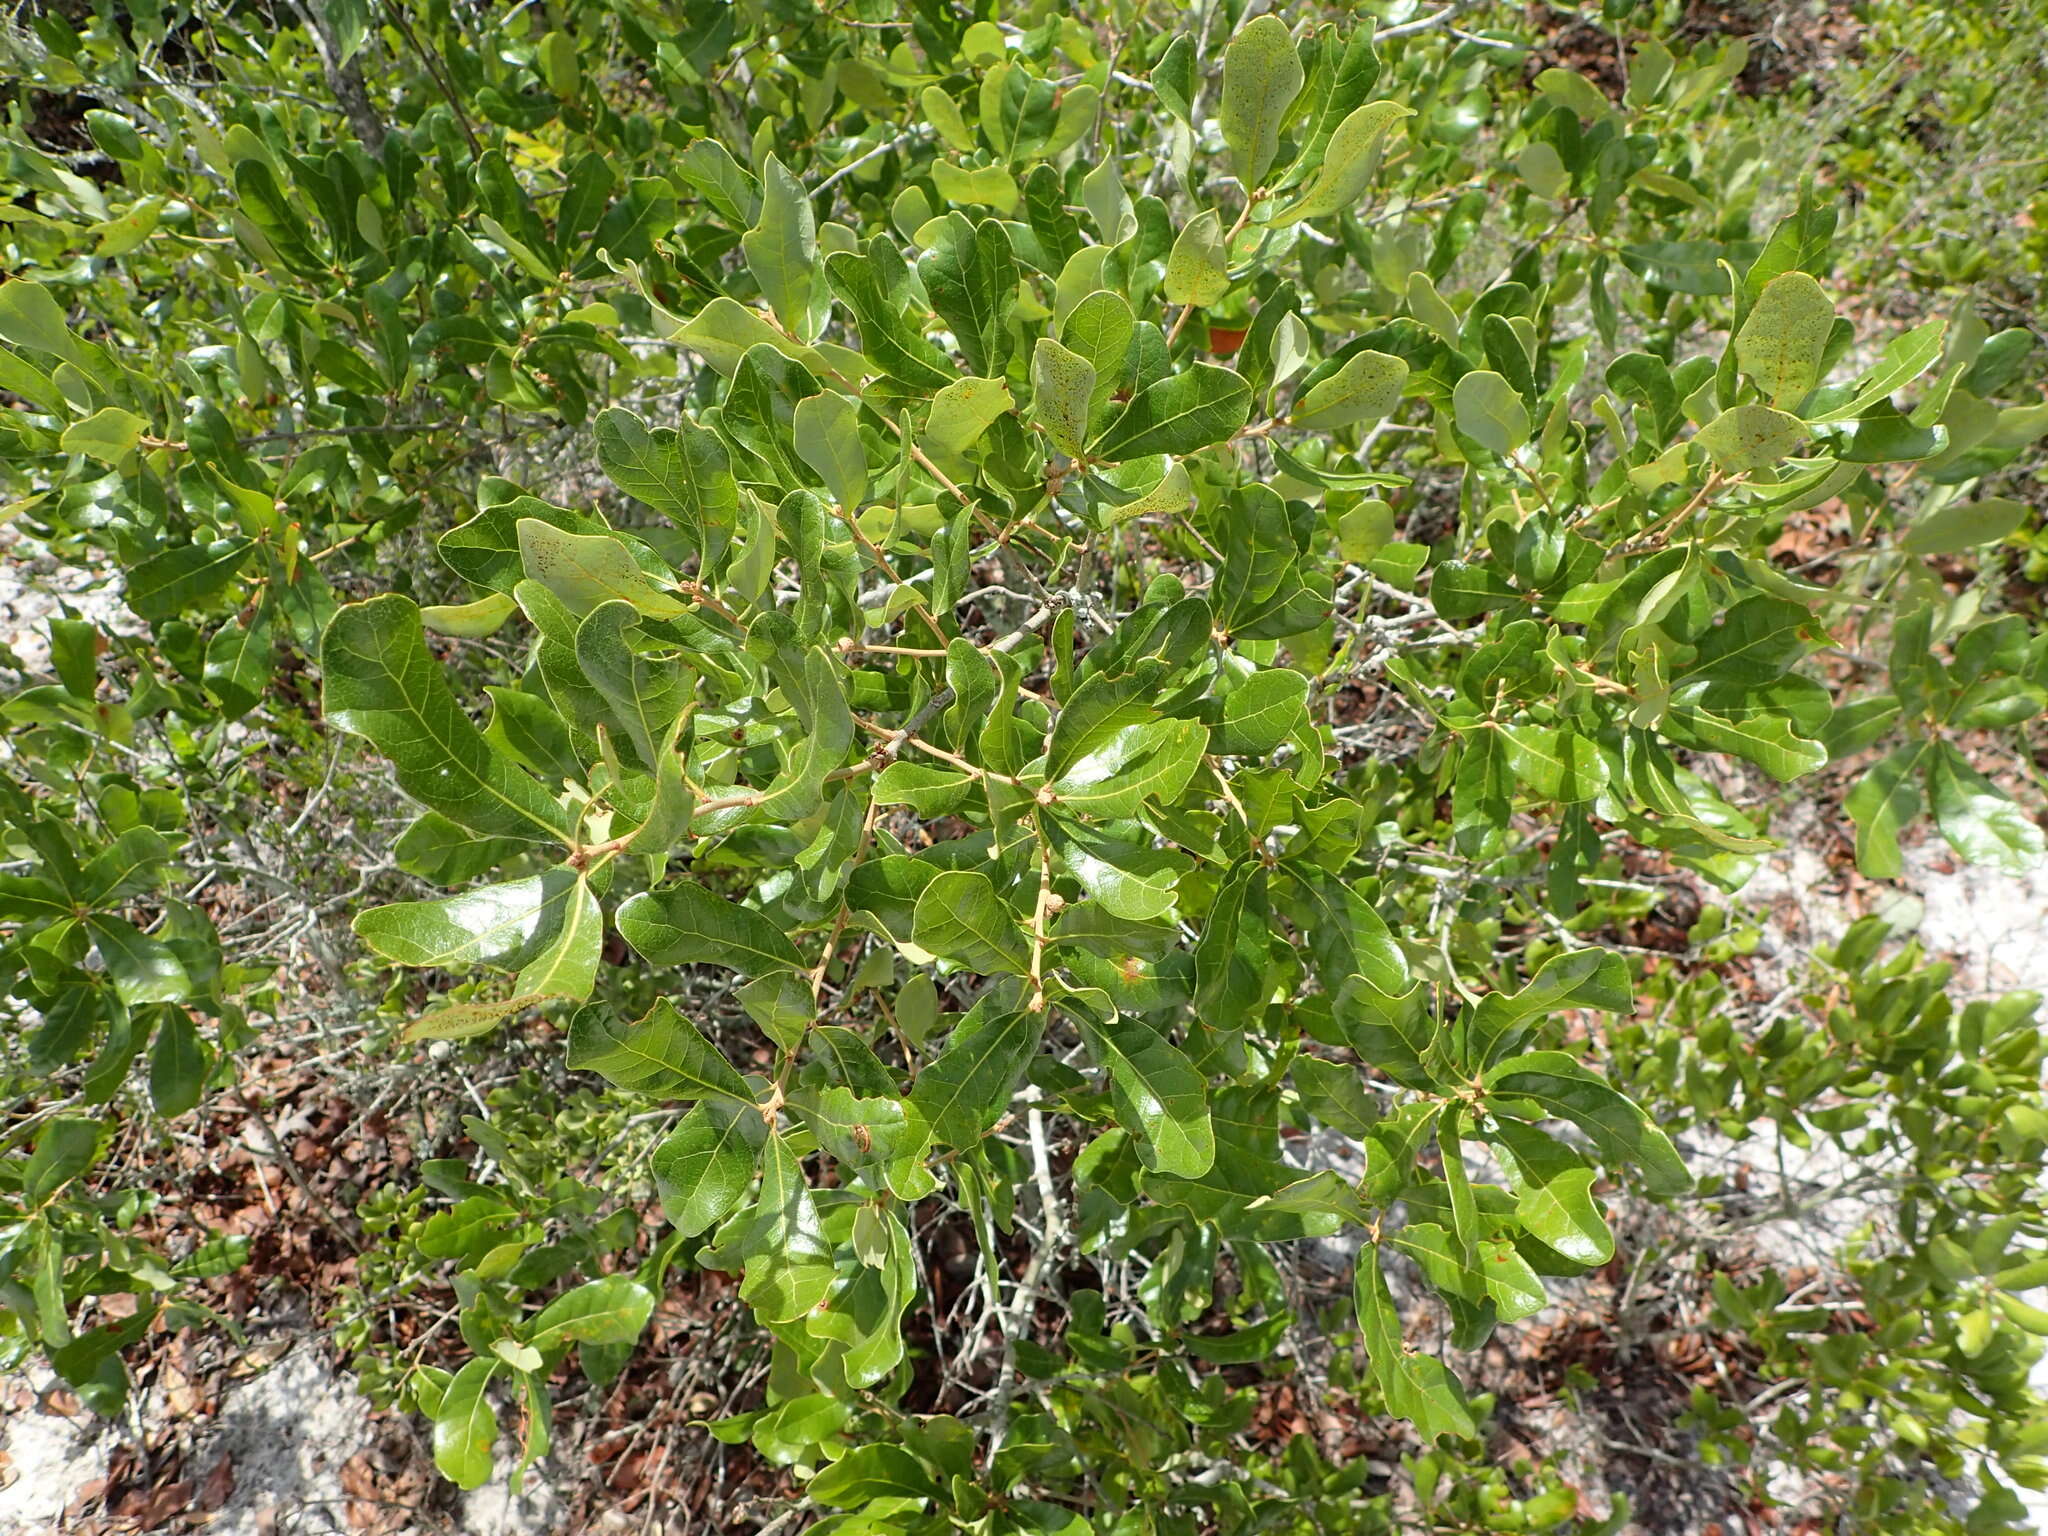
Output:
(1031, 337), (1097, 457)
(0, 278), (85, 363)
(1452, 370), (1530, 457)
(654, 1102), (764, 1237)
(1392, 1222), (1545, 1323)
(576, 600), (688, 769)
(931, 161), (1021, 214)
(27, 1118), (104, 1207)
(1845, 743), (1927, 879)
(127, 539), (256, 622)
(912, 870), (1032, 975)
(872, 761), (974, 817)
(924, 376), (1015, 470)
(616, 882), (805, 974)
(403, 993), (554, 1044)
(809, 1443), (941, 1507)
(1488, 1119), (1613, 1265)
(917, 213), (1017, 378)
(1053, 826), (1189, 922)
(148, 1008), (209, 1117)
(1902, 496), (2028, 556)
(1220, 15), (1306, 190)
(1073, 1006), (1213, 1177)
(1050, 717), (1207, 818)
(1275, 101), (1412, 222)
(60, 406), (148, 464)
(1047, 670), (1161, 780)
(675, 139), (760, 226)
(420, 592), (519, 639)
(791, 1085), (928, 1174)
(731, 1131), (836, 1325)
(355, 869), (587, 972)
(593, 407), (739, 569)
(1162, 210), (1230, 308)
(1093, 364), (1252, 460)
(513, 874), (601, 1000)
(1498, 724), (1608, 803)
(1082, 160), (1134, 245)
(1808, 317), (1945, 423)
(1061, 290), (1135, 420)
(792, 391), (868, 509)
(1928, 740), (2046, 873)
(517, 519), (683, 620)
(526, 1275), (655, 1352)
(743, 155), (821, 342)
(202, 606), (274, 719)
(1464, 948), (1631, 1069)
(1735, 272), (1833, 409)
(921, 86), (975, 151)
(86, 915), (191, 1004)
(675, 297), (829, 379)
(1662, 706), (1826, 782)
(824, 248), (958, 392)
(1695, 403), (1806, 472)
(566, 999), (753, 1103)
(910, 1003), (1040, 1147)
(1291, 349), (1407, 431)
(1153, 36), (1196, 124)
(322, 596), (571, 843)
(1286, 870), (1410, 999)
(1484, 1051), (1690, 1196)
(432, 1358), (499, 1490)
(1215, 668), (1309, 755)
(1355, 1250), (1476, 1441)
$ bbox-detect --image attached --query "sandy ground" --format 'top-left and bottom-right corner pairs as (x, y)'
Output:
(0, 1346), (561, 1535)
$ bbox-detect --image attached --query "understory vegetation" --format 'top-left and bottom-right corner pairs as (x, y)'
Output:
(3, 1), (2048, 1531)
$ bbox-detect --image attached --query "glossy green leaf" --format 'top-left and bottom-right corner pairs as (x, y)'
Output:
(912, 870), (1032, 975)
(1050, 717), (1206, 818)
(1929, 740), (2046, 873)
(323, 596), (572, 843)
(1093, 365), (1252, 460)
(593, 407), (739, 568)
(60, 406), (147, 464)
(1215, 668), (1309, 755)
(355, 869), (585, 973)
(616, 882), (805, 974)
(1073, 1006), (1213, 1177)
(1485, 1050), (1690, 1196)
(730, 1131), (836, 1325)
(911, 1004), (1039, 1147)
(86, 915), (191, 1005)
(526, 1275), (655, 1352)
(654, 1102), (764, 1237)
(432, 1358), (499, 1490)
(127, 539), (256, 623)
(566, 999), (753, 1103)
(1355, 1250), (1476, 1441)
